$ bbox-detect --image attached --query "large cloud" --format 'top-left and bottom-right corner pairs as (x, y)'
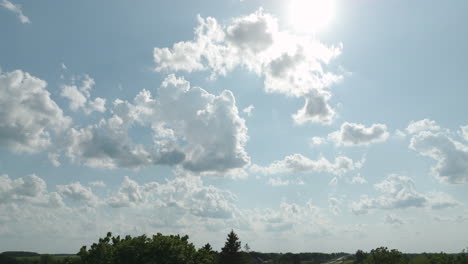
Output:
(410, 130), (468, 184)
(351, 174), (460, 215)
(154, 9), (343, 125)
(65, 115), (182, 169)
(57, 182), (99, 206)
(251, 153), (363, 176)
(461, 125), (468, 142)
(406, 119), (440, 134)
(0, 70), (71, 153)
(107, 175), (238, 219)
(1, 0), (30, 24)
(66, 75), (249, 173)
(293, 90), (335, 125)
(60, 75), (106, 114)
(0, 174), (63, 207)
(328, 122), (389, 146)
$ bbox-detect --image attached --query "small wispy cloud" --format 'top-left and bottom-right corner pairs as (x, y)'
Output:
(1, 0), (30, 24)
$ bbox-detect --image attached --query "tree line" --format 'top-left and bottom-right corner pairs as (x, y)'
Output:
(353, 247), (468, 264)
(1, 231), (468, 264)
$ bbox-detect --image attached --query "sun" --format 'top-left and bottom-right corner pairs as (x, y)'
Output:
(288, 0), (336, 34)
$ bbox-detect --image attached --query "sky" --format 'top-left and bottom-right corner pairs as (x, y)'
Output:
(1, 0), (468, 254)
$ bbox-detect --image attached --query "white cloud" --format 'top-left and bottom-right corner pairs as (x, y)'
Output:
(0, 174), (63, 208)
(351, 174), (367, 184)
(48, 153), (61, 167)
(60, 75), (106, 114)
(460, 125), (468, 141)
(328, 196), (341, 215)
(154, 9), (343, 125)
(242, 105), (255, 116)
(65, 115), (178, 169)
(267, 178), (290, 186)
(406, 119), (440, 134)
(157, 75), (250, 173)
(251, 153), (363, 176)
(385, 214), (404, 225)
(293, 89), (335, 125)
(350, 174), (460, 215)
(394, 129), (406, 138)
(89, 181), (106, 187)
(328, 122), (389, 146)
(1, 0), (30, 24)
(426, 191), (461, 209)
(107, 176), (144, 208)
(107, 175), (238, 219)
(254, 200), (332, 236)
(410, 131), (468, 184)
(65, 75), (249, 173)
(0, 70), (71, 153)
(310, 136), (326, 146)
(57, 182), (99, 206)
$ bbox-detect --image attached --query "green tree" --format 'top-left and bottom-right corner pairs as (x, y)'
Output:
(195, 243), (216, 264)
(77, 231), (214, 264)
(0, 254), (19, 264)
(355, 250), (367, 264)
(39, 254), (55, 264)
(219, 230), (243, 264)
(364, 247), (408, 264)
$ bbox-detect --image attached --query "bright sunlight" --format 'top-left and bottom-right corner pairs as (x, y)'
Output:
(288, 0), (336, 34)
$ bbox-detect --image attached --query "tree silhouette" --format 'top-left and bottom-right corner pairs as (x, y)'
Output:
(354, 249), (367, 263)
(220, 230), (243, 264)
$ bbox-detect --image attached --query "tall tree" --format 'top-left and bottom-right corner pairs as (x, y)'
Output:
(220, 230), (243, 264)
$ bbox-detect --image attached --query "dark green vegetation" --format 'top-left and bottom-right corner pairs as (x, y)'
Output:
(352, 247), (468, 264)
(2, 232), (467, 264)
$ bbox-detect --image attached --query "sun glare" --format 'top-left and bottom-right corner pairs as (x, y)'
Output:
(289, 0), (336, 34)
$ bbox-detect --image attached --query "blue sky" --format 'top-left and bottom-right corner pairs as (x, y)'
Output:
(1, 0), (468, 254)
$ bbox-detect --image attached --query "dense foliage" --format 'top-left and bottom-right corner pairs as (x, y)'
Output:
(219, 230), (243, 264)
(354, 248), (468, 264)
(3, 234), (467, 264)
(77, 232), (216, 264)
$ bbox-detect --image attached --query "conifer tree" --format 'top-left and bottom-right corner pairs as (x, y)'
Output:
(220, 230), (243, 264)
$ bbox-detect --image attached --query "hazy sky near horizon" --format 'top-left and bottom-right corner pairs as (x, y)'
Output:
(1, 0), (468, 254)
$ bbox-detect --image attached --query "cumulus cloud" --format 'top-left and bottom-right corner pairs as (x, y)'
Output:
(328, 196), (342, 215)
(157, 75), (250, 173)
(410, 131), (468, 184)
(350, 174), (460, 215)
(0, 70), (71, 153)
(89, 181), (106, 187)
(1, 0), (30, 24)
(154, 9), (343, 125)
(351, 175), (367, 184)
(60, 75), (106, 114)
(65, 75), (248, 173)
(406, 119), (440, 134)
(293, 89), (335, 125)
(460, 125), (468, 141)
(0, 174), (63, 207)
(267, 178), (290, 186)
(251, 153), (363, 176)
(385, 214), (404, 225)
(328, 122), (389, 146)
(107, 175), (238, 219)
(426, 191), (461, 209)
(310, 136), (326, 146)
(57, 182), (99, 206)
(254, 200), (332, 236)
(65, 116), (177, 169)
(107, 176), (144, 208)
(242, 105), (255, 116)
